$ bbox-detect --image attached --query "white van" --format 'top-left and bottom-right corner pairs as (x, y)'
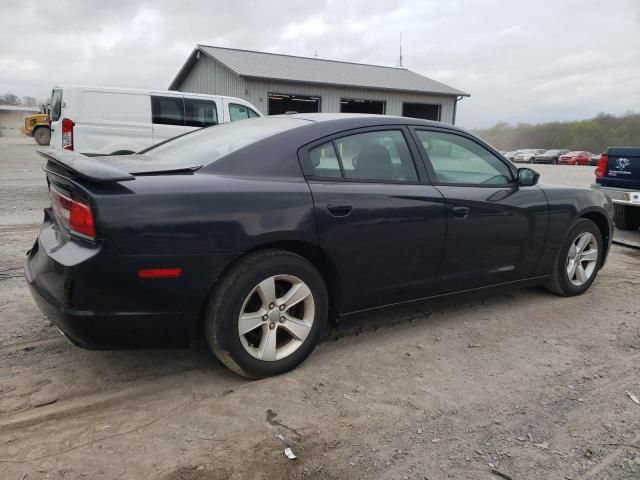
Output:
(48, 85), (262, 155)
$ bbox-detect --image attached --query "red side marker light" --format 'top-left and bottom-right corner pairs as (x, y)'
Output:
(138, 268), (182, 279)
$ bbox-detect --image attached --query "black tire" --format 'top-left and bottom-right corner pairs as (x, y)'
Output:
(613, 204), (640, 231)
(204, 249), (328, 378)
(34, 127), (50, 146)
(545, 219), (603, 296)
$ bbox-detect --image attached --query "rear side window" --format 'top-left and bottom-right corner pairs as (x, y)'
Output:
(309, 143), (342, 178)
(307, 130), (418, 182)
(50, 89), (63, 122)
(151, 96), (184, 126)
(184, 98), (217, 127)
(229, 103), (260, 121)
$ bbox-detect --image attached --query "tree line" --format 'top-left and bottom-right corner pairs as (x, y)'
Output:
(0, 93), (42, 107)
(471, 112), (640, 154)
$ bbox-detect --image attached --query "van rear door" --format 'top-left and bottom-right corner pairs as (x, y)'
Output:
(49, 88), (63, 150)
(150, 94), (186, 144)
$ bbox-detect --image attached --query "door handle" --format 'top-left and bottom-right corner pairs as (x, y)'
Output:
(327, 202), (353, 217)
(451, 206), (470, 219)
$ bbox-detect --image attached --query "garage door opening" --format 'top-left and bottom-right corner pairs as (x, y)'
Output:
(268, 94), (320, 115)
(402, 103), (441, 121)
(340, 99), (385, 114)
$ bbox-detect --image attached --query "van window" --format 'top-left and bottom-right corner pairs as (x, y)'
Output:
(51, 89), (63, 122)
(184, 99), (218, 127)
(151, 96), (184, 126)
(229, 103), (260, 121)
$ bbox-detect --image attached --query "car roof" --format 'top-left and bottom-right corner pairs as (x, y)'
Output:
(275, 112), (467, 133)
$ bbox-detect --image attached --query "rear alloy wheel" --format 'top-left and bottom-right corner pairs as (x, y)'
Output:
(238, 274), (315, 361)
(204, 249), (328, 378)
(545, 219), (602, 296)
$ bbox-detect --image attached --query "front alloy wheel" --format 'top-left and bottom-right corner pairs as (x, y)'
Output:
(238, 274), (315, 361)
(545, 218), (603, 296)
(566, 232), (598, 286)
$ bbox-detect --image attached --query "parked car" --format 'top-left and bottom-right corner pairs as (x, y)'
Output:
(25, 114), (613, 378)
(514, 149), (546, 163)
(534, 149), (570, 165)
(589, 153), (602, 166)
(504, 150), (520, 161)
(558, 151), (592, 165)
(592, 147), (640, 230)
(48, 85), (263, 156)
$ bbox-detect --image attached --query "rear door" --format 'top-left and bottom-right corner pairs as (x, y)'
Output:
(410, 127), (548, 293)
(301, 127), (446, 313)
(49, 88), (63, 150)
(151, 94), (186, 143)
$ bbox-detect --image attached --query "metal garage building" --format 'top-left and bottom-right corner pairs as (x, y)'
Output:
(169, 45), (469, 124)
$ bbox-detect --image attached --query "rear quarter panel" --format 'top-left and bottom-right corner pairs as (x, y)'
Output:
(91, 173), (317, 255)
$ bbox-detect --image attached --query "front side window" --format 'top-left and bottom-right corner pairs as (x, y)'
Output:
(229, 103), (260, 121)
(50, 89), (63, 122)
(322, 130), (418, 182)
(184, 99), (217, 127)
(151, 96), (184, 126)
(415, 130), (513, 185)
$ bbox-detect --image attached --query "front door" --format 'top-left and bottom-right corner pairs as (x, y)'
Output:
(410, 128), (548, 293)
(301, 127), (447, 313)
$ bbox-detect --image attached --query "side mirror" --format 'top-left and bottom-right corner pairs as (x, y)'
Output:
(517, 167), (540, 186)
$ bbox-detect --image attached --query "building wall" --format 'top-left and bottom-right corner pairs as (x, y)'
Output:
(177, 56), (458, 124)
(179, 55), (246, 98)
(0, 110), (37, 137)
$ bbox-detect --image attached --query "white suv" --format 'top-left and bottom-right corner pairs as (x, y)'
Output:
(48, 85), (262, 155)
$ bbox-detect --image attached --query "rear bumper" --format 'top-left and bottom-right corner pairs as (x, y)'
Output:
(25, 210), (238, 349)
(591, 183), (640, 207)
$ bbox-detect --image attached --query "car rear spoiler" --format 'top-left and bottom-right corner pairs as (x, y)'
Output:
(37, 150), (135, 182)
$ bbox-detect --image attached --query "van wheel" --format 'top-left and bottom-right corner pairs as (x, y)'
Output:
(34, 127), (50, 146)
(613, 205), (640, 231)
(204, 249), (328, 378)
(545, 219), (602, 296)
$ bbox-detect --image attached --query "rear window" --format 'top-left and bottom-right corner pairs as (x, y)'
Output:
(141, 117), (308, 169)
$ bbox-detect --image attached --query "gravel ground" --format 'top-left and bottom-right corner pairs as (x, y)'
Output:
(1, 139), (639, 480)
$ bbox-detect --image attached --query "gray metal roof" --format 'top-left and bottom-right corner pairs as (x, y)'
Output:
(171, 45), (468, 97)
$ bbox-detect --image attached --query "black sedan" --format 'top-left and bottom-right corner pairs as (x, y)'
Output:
(534, 149), (570, 164)
(25, 114), (613, 378)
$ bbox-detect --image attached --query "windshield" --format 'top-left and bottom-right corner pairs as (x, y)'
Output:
(141, 117), (309, 169)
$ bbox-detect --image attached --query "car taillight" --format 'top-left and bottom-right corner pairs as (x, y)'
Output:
(62, 118), (74, 150)
(595, 154), (608, 178)
(50, 186), (95, 239)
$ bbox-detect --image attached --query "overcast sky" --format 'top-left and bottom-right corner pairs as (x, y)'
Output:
(1, 0), (638, 127)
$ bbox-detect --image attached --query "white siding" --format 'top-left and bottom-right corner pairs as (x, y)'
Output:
(179, 56), (246, 99)
(176, 57), (458, 123)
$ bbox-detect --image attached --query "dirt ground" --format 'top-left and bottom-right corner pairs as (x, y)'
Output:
(1, 138), (639, 480)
